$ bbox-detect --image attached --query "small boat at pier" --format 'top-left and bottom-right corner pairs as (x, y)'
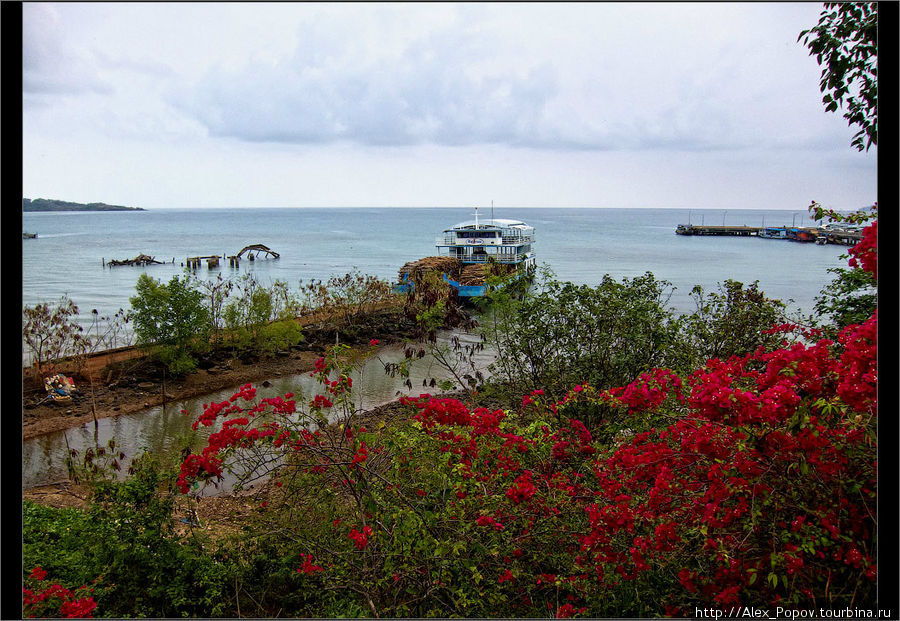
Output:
(787, 228), (818, 243)
(759, 227), (788, 239)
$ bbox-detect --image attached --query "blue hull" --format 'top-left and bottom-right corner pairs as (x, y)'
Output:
(393, 270), (527, 298)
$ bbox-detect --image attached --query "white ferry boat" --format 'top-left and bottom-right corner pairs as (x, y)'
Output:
(397, 208), (537, 297)
(436, 209), (536, 270)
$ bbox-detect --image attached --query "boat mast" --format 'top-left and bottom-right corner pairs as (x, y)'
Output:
(473, 206), (479, 230)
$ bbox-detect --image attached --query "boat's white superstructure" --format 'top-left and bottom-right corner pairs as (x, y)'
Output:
(435, 209), (536, 270)
(395, 208), (537, 297)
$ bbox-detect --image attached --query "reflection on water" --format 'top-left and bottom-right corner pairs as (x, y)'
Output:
(23, 336), (494, 493)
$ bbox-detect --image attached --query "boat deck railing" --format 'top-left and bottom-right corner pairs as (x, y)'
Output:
(436, 234), (535, 246)
(453, 254), (532, 264)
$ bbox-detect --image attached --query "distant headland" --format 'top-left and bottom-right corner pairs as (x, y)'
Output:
(23, 198), (146, 212)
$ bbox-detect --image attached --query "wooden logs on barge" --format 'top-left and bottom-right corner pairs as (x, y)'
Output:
(397, 256), (518, 287)
(397, 256), (462, 282)
(457, 262), (516, 285)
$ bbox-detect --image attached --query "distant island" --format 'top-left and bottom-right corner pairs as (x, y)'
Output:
(23, 198), (146, 212)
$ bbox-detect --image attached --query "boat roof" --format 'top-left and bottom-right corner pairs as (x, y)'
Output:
(446, 218), (530, 231)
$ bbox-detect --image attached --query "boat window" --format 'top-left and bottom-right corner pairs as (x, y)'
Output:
(457, 231), (497, 238)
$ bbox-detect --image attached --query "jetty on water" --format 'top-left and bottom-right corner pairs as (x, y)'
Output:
(105, 254), (173, 267)
(186, 255), (222, 269)
(675, 224), (861, 246)
(103, 244), (280, 270)
(185, 244), (281, 269)
(228, 244), (280, 267)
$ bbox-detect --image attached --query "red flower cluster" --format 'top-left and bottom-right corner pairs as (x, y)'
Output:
(229, 383), (257, 403)
(476, 514), (505, 530)
(310, 394), (333, 409)
(505, 471), (536, 504)
(23, 570), (97, 619)
(606, 368), (684, 412)
(352, 442), (369, 464)
(556, 603), (587, 618)
(348, 525), (373, 549)
(297, 553), (324, 574)
(848, 220), (877, 279)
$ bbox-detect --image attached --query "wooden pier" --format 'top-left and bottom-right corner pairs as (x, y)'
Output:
(676, 225), (768, 236)
(675, 224), (860, 246)
(186, 255), (222, 269)
(822, 230), (863, 246)
(227, 244), (280, 267)
(186, 245), (281, 269)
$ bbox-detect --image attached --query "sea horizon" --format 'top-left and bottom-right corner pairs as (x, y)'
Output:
(23, 206), (851, 339)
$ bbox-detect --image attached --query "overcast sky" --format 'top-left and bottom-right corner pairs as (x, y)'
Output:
(22, 2), (877, 210)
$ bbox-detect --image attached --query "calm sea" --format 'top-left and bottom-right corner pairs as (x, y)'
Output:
(22, 207), (848, 334)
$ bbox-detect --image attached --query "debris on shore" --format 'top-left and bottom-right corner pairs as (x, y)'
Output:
(106, 254), (168, 267)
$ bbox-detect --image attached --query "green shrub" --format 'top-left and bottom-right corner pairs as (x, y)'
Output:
(479, 272), (690, 404)
(130, 273), (210, 374)
(23, 456), (232, 618)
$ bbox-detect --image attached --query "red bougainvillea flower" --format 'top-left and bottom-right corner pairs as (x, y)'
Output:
(29, 567), (47, 581)
(352, 442), (369, 464)
(297, 553), (324, 574)
(556, 603), (586, 618)
(848, 220), (877, 279)
(505, 471), (536, 504)
(310, 394), (333, 409)
(59, 597), (98, 619)
(348, 525), (373, 549)
(476, 514), (505, 530)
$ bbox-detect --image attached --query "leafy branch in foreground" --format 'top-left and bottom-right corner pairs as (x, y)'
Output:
(799, 2), (877, 151)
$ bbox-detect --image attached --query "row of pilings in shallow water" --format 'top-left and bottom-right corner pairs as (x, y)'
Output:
(102, 244), (281, 269)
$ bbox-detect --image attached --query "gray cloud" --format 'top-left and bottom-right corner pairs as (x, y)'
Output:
(174, 19), (565, 149)
(25, 3), (849, 155)
(166, 6), (817, 154)
(23, 2), (874, 213)
(23, 4), (111, 98)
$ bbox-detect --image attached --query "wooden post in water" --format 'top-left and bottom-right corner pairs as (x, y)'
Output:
(90, 373), (98, 430)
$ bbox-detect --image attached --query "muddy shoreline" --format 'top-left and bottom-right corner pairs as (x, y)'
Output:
(22, 312), (419, 441)
(23, 349), (325, 440)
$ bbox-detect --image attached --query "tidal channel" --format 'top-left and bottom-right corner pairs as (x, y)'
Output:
(23, 334), (495, 493)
